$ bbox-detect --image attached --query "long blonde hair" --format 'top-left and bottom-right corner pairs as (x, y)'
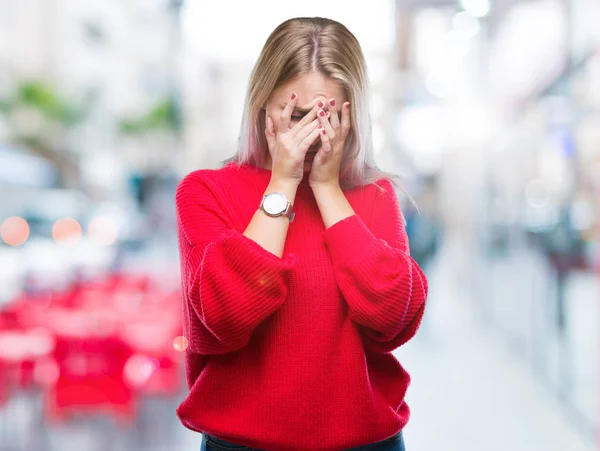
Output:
(220, 16), (403, 193)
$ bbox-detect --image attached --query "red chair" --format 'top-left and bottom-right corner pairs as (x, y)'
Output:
(44, 309), (135, 425)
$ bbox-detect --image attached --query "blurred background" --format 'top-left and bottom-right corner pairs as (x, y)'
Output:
(0, 0), (598, 450)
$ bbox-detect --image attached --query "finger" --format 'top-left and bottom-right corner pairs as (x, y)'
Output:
(294, 118), (319, 144)
(298, 124), (323, 152)
(340, 102), (351, 140)
(317, 108), (336, 141)
(289, 100), (324, 138)
(318, 127), (331, 153)
(279, 92), (298, 132)
(265, 116), (276, 151)
(327, 98), (340, 130)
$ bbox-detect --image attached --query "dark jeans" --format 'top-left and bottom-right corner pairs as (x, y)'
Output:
(201, 430), (406, 451)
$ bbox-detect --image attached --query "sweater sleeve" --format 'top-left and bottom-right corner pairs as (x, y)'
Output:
(175, 171), (297, 355)
(322, 178), (428, 353)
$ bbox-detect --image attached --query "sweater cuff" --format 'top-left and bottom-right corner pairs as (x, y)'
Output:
(322, 214), (380, 264)
(221, 228), (298, 270)
(186, 228), (298, 295)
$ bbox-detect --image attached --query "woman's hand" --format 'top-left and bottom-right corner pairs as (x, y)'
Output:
(265, 94), (324, 186)
(308, 99), (351, 188)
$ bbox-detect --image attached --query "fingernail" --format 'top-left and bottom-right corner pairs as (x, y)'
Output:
(291, 93), (297, 100)
(329, 99), (335, 106)
(317, 101), (324, 108)
(317, 124), (323, 129)
(319, 110), (325, 117)
(322, 129), (327, 134)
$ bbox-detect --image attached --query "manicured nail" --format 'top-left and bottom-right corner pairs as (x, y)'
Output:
(329, 99), (335, 107)
(321, 129), (327, 134)
(319, 110), (325, 117)
(317, 124), (323, 129)
(291, 93), (297, 100)
(317, 101), (324, 108)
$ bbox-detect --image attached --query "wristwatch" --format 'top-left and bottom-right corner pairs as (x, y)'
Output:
(259, 192), (295, 222)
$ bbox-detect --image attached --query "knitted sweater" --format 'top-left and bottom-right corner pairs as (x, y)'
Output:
(174, 162), (428, 451)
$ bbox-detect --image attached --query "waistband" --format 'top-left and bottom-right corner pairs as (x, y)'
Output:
(204, 430), (404, 451)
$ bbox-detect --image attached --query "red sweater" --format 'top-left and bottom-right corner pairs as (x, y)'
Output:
(174, 162), (428, 451)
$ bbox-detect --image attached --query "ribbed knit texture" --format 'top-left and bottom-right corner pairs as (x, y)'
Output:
(174, 162), (428, 451)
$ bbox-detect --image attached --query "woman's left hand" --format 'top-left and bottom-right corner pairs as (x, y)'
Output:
(308, 99), (351, 188)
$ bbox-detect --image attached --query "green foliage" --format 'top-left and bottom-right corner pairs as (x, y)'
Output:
(0, 80), (86, 126)
(119, 96), (181, 135)
(17, 81), (85, 125)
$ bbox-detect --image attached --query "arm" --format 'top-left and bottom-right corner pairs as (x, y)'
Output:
(176, 171), (298, 355)
(316, 179), (428, 353)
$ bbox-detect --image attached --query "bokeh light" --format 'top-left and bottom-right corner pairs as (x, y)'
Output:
(1, 216), (30, 246)
(87, 215), (119, 246)
(124, 354), (160, 388)
(173, 335), (188, 352)
(52, 218), (82, 244)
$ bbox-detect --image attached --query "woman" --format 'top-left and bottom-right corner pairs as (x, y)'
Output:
(175, 17), (428, 451)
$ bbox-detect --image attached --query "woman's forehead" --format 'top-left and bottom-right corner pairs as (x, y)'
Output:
(274, 73), (346, 107)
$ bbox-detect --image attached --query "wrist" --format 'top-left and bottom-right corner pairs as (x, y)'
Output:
(269, 176), (299, 190)
(309, 181), (340, 193)
(267, 177), (298, 204)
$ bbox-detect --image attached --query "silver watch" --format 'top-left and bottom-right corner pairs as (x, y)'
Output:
(259, 192), (295, 222)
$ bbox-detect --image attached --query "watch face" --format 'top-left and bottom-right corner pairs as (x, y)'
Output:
(263, 193), (286, 215)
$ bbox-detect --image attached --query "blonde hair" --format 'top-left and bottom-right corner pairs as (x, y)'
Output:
(220, 16), (403, 193)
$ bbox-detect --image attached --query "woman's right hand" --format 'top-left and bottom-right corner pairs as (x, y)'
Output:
(265, 93), (324, 185)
